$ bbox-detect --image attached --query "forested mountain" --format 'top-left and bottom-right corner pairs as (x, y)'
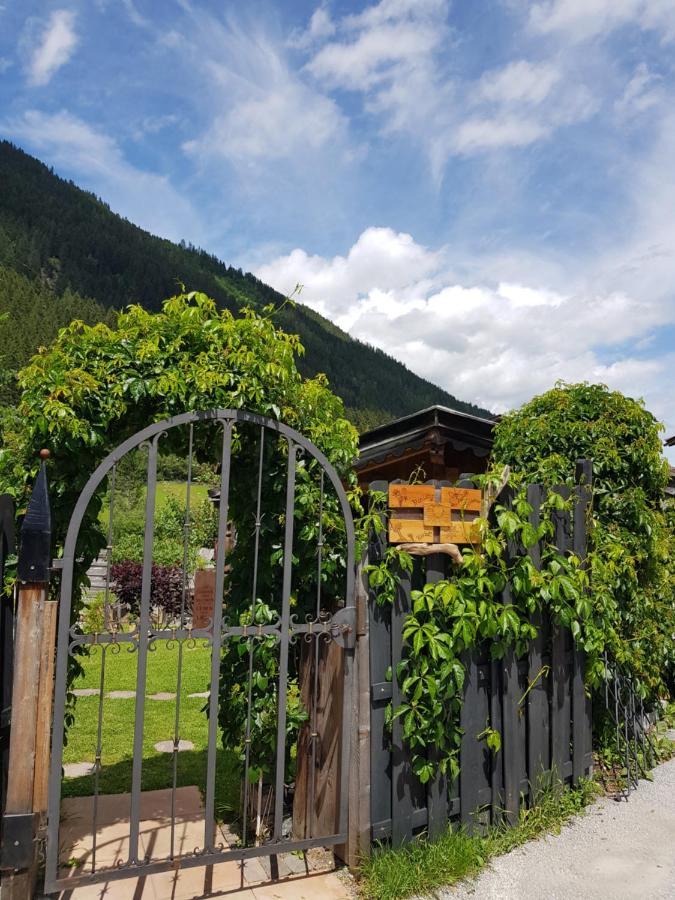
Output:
(0, 141), (490, 428)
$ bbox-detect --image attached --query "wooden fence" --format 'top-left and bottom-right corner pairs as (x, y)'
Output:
(0, 494), (15, 829)
(367, 463), (593, 846)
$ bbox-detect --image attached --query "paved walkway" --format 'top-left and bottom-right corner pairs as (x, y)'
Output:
(55, 787), (353, 899)
(439, 751), (675, 900)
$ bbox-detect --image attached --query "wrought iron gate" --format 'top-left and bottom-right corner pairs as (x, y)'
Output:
(45, 409), (356, 893)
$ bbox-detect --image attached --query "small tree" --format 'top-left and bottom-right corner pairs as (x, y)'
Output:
(0, 292), (359, 770)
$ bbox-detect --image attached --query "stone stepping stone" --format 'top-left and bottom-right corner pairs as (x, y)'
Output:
(148, 692), (176, 701)
(64, 762), (96, 778)
(188, 691), (210, 699)
(106, 690), (136, 699)
(73, 688), (100, 697)
(154, 740), (194, 753)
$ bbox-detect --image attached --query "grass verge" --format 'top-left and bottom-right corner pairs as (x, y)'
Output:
(359, 779), (599, 900)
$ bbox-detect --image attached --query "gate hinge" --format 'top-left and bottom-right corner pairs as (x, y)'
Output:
(330, 606), (356, 650)
(1, 812), (39, 871)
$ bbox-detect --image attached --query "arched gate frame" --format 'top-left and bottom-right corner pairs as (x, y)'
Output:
(45, 409), (356, 893)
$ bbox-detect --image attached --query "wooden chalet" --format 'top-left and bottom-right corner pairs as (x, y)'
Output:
(355, 404), (496, 491)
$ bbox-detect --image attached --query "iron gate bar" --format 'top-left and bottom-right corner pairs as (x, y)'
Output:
(128, 431), (160, 865)
(45, 409), (355, 894)
(204, 421), (233, 852)
(308, 470), (325, 838)
(241, 427), (265, 849)
(170, 423), (194, 859)
(273, 439), (298, 842)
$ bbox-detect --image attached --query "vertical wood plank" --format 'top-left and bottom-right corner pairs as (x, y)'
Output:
(572, 460), (592, 784)
(551, 486), (571, 784)
(367, 481), (392, 842)
(4, 587), (44, 813)
(32, 600), (58, 814)
(459, 650), (483, 832)
(391, 560), (414, 846)
(500, 486), (521, 826)
(489, 658), (503, 825)
(526, 484), (549, 797)
(425, 552), (448, 840)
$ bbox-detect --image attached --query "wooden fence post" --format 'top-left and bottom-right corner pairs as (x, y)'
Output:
(572, 460), (593, 783)
(1, 453), (54, 899)
(344, 560), (371, 867)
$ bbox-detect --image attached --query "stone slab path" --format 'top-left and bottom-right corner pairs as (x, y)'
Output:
(437, 752), (675, 900)
(54, 786), (353, 899)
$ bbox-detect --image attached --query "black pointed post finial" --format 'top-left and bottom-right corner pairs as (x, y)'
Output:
(17, 451), (52, 584)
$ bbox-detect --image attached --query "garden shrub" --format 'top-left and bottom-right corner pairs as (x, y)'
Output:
(0, 292), (358, 764)
(111, 560), (186, 623)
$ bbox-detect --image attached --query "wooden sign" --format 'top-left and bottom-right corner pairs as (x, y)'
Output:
(192, 568), (216, 630)
(389, 483), (481, 546)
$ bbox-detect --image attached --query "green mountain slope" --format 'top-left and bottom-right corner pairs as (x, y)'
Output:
(0, 141), (490, 428)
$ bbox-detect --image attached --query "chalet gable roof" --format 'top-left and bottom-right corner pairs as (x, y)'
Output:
(357, 404), (496, 468)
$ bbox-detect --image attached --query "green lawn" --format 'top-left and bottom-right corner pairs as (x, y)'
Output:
(62, 641), (240, 822)
(155, 481), (210, 508)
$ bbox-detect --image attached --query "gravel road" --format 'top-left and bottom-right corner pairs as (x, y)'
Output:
(435, 747), (675, 900)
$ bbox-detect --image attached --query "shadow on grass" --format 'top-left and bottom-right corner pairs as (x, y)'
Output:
(61, 746), (241, 824)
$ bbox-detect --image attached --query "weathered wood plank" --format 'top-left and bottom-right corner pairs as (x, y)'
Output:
(459, 650), (485, 833)
(489, 658), (503, 825)
(32, 600), (57, 814)
(572, 460), (592, 785)
(499, 487), (521, 826)
(4, 586), (44, 814)
(391, 561), (414, 846)
(551, 486), (572, 784)
(425, 553), (448, 840)
(526, 484), (549, 797)
(367, 481), (393, 843)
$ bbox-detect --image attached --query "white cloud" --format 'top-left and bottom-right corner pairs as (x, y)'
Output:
(529, 0), (675, 43)
(177, 15), (347, 166)
(478, 60), (561, 106)
(615, 63), (663, 118)
(256, 226), (675, 443)
(23, 9), (78, 87)
(288, 6), (335, 49)
(0, 57), (11, 74)
(0, 110), (202, 244)
(303, 0), (597, 176)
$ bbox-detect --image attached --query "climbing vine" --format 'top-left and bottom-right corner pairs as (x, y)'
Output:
(361, 383), (674, 784)
(362, 472), (597, 783)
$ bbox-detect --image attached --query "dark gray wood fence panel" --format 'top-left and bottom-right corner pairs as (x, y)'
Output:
(425, 553), (448, 840)
(368, 481), (394, 840)
(526, 483), (550, 795)
(573, 460), (593, 782)
(391, 564), (414, 845)
(551, 486), (572, 783)
(368, 466), (593, 845)
(499, 487), (521, 825)
(459, 650), (489, 831)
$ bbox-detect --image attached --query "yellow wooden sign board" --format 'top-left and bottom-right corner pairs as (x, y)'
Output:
(388, 483), (481, 546)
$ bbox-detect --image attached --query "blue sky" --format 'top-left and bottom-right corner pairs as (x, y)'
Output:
(1, 0), (674, 458)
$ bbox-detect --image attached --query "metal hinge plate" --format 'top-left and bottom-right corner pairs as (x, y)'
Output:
(329, 606), (357, 649)
(1, 812), (39, 870)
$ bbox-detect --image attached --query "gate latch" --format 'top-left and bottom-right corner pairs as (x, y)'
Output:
(329, 606), (356, 649)
(1, 812), (39, 871)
